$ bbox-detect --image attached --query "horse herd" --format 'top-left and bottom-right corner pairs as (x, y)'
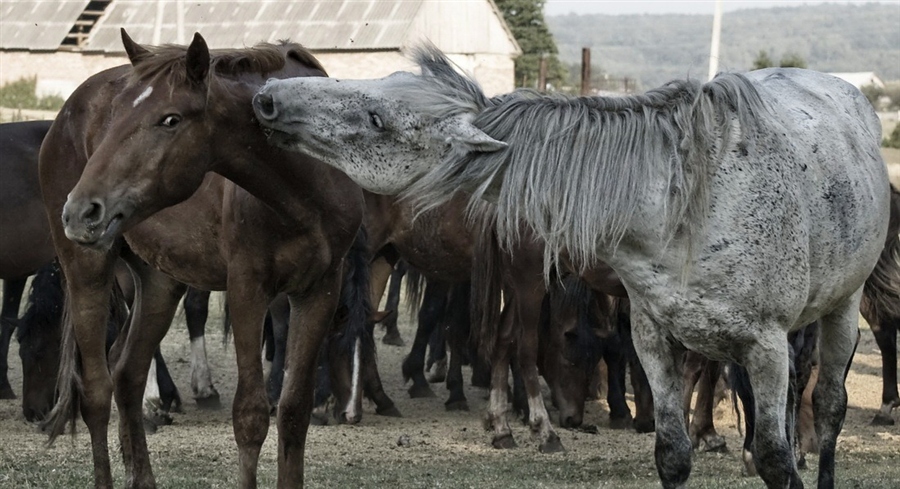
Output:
(1, 29), (898, 489)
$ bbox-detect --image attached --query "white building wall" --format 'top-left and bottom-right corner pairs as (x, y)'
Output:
(0, 51), (126, 98)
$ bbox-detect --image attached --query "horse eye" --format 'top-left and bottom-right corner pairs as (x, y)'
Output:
(160, 114), (182, 127)
(369, 112), (384, 130)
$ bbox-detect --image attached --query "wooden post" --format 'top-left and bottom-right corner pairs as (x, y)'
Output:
(538, 55), (548, 92)
(580, 48), (591, 96)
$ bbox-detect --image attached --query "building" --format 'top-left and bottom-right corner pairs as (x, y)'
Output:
(1, 0), (521, 99)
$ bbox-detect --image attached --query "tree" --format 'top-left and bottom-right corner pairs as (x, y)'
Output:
(779, 52), (807, 69)
(753, 50), (774, 70)
(752, 50), (808, 70)
(494, 0), (567, 90)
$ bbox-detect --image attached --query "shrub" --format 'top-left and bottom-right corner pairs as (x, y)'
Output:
(0, 77), (65, 111)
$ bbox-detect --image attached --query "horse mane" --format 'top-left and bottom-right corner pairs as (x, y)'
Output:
(128, 40), (323, 87)
(397, 45), (773, 276)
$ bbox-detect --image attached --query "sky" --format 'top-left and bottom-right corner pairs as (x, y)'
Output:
(543, 0), (895, 16)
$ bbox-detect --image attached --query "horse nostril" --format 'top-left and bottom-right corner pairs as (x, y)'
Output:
(253, 93), (278, 121)
(81, 201), (105, 224)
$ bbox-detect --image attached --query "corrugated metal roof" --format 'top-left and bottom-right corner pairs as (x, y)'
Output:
(1, 0), (90, 50)
(85, 0), (425, 52)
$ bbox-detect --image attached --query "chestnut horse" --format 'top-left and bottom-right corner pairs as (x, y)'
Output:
(40, 31), (363, 488)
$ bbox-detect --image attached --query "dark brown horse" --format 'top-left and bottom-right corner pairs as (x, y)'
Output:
(0, 120), (55, 400)
(862, 184), (900, 425)
(40, 31), (363, 488)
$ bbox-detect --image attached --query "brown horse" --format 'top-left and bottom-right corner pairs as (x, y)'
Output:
(0, 120), (55, 399)
(40, 30), (363, 488)
(862, 185), (900, 425)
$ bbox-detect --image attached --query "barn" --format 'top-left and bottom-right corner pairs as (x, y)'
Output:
(0, 0), (520, 99)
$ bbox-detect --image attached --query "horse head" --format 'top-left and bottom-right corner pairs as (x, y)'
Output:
(253, 61), (507, 197)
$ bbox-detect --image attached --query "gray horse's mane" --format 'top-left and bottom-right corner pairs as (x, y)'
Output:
(396, 45), (773, 275)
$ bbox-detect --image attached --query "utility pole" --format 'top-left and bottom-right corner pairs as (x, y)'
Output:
(538, 55), (548, 92)
(580, 48), (591, 96)
(708, 0), (723, 81)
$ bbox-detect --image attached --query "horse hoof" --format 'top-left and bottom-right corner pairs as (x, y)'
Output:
(871, 413), (895, 426)
(377, 405), (403, 417)
(143, 418), (159, 434)
(700, 434), (727, 453)
(609, 415), (633, 430)
(382, 332), (405, 346)
(492, 434), (518, 449)
(310, 413), (329, 426)
(0, 386), (16, 400)
(633, 418), (655, 434)
(195, 393), (222, 410)
(444, 400), (469, 412)
(796, 453), (807, 470)
(741, 449), (757, 477)
(539, 434), (566, 454)
(408, 384), (437, 399)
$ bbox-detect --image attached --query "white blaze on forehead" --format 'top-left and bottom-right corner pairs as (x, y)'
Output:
(133, 86), (154, 107)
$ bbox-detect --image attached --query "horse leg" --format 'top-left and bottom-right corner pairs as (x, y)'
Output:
(401, 281), (445, 398)
(741, 334), (801, 489)
(870, 318), (898, 425)
(630, 312), (690, 488)
(277, 270), (343, 488)
(183, 287), (221, 409)
(814, 295), (862, 489)
(224, 276), (271, 489)
(484, 305), (516, 449)
(729, 363), (758, 477)
(426, 323), (448, 383)
(267, 294), (290, 409)
(621, 317), (655, 433)
(604, 335), (633, 430)
(362, 329), (402, 417)
(444, 340), (468, 411)
(0, 277), (27, 399)
(154, 348), (182, 414)
(42, 249), (118, 488)
(689, 359), (726, 452)
(112, 260), (185, 488)
(370, 257), (404, 346)
(681, 351), (702, 439)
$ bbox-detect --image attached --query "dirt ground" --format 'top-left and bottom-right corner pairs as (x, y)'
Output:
(1, 289), (899, 489)
(0, 157), (898, 487)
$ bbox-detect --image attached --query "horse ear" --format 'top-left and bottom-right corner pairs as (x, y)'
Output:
(446, 119), (507, 153)
(120, 29), (150, 66)
(185, 32), (210, 85)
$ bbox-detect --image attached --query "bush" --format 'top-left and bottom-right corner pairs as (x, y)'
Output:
(0, 77), (65, 111)
(884, 123), (900, 149)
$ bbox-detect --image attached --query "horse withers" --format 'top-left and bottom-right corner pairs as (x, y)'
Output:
(253, 47), (891, 489)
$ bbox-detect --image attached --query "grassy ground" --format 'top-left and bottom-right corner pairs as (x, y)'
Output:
(1, 301), (899, 488)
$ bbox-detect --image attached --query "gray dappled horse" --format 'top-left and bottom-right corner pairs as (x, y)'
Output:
(254, 46), (891, 488)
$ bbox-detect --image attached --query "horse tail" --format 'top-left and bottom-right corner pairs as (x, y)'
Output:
(337, 227), (374, 356)
(42, 279), (81, 442)
(403, 267), (425, 318)
(860, 184), (900, 324)
(471, 214), (503, 362)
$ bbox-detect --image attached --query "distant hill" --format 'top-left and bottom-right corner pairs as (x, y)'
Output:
(547, 3), (900, 90)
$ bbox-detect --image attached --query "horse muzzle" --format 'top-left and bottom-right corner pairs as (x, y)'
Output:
(61, 197), (124, 249)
